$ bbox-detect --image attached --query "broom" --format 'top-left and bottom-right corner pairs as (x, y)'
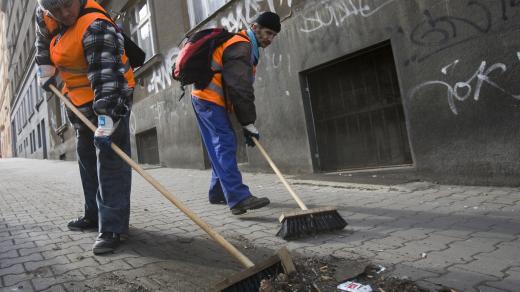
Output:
(252, 137), (347, 240)
(49, 85), (295, 291)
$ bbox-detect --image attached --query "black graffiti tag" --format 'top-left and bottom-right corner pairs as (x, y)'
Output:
(410, 1), (491, 47)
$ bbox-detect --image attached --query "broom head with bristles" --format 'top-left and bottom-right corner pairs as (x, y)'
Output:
(276, 207), (347, 240)
(214, 247), (296, 291)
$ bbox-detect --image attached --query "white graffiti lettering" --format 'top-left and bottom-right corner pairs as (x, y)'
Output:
(129, 110), (136, 135)
(146, 47), (180, 94)
(264, 52), (292, 76)
(299, 0), (395, 33)
(220, 0), (292, 32)
(150, 101), (166, 121)
(409, 54), (520, 115)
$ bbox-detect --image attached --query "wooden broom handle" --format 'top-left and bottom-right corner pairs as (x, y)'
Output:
(49, 85), (255, 269)
(252, 137), (308, 211)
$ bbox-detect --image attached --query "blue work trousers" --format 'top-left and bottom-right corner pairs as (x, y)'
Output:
(191, 97), (251, 208)
(76, 115), (132, 234)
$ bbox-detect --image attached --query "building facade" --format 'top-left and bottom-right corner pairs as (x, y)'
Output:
(0, 8), (12, 158)
(2, 0), (519, 186)
(106, 0), (520, 186)
(1, 0), (54, 159)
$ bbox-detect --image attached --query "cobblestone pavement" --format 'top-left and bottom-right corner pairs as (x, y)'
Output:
(0, 158), (519, 291)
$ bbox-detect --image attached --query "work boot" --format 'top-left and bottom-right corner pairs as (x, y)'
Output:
(209, 198), (227, 205)
(231, 196), (270, 215)
(67, 216), (98, 231)
(92, 232), (120, 255)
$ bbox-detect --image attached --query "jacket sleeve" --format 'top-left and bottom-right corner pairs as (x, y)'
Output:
(83, 19), (129, 118)
(34, 7), (54, 66)
(221, 41), (256, 125)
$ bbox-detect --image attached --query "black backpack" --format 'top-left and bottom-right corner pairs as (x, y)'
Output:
(80, 7), (146, 68)
(172, 28), (240, 99)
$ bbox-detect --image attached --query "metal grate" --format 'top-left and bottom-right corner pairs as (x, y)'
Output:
(305, 43), (412, 171)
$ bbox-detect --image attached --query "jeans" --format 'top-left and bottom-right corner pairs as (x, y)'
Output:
(75, 114), (132, 234)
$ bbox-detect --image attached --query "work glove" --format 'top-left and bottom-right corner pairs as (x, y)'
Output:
(243, 124), (259, 147)
(93, 97), (130, 119)
(94, 115), (117, 151)
(37, 65), (57, 92)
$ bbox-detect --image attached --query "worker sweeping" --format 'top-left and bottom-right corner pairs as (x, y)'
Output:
(35, 0), (135, 254)
(188, 12), (282, 215)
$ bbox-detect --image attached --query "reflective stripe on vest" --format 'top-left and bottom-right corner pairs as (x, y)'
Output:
(48, 0), (135, 107)
(192, 30), (255, 108)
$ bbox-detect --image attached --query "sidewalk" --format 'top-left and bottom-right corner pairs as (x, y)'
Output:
(0, 158), (519, 291)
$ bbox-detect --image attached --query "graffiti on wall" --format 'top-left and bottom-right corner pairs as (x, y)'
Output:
(406, 0), (520, 65)
(409, 53), (520, 115)
(299, 0), (396, 33)
(219, 0), (292, 32)
(145, 46), (180, 94)
(263, 52), (292, 74)
(143, 0), (293, 94)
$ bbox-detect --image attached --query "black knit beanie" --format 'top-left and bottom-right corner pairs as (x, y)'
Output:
(255, 11), (281, 33)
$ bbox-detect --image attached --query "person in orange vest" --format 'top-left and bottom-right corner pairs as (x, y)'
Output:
(191, 12), (281, 215)
(35, 0), (134, 254)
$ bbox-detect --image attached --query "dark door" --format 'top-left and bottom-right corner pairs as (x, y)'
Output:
(136, 127), (160, 165)
(305, 42), (412, 171)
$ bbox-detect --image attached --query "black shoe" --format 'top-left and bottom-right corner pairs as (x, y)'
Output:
(67, 216), (98, 231)
(231, 196), (270, 215)
(209, 198), (227, 205)
(92, 232), (120, 255)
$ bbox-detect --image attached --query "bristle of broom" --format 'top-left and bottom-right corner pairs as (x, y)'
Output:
(221, 261), (283, 292)
(215, 247), (295, 291)
(277, 208), (347, 240)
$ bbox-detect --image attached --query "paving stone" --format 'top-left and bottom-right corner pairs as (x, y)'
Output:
(2, 159), (520, 291)
(0, 280), (34, 292)
(57, 257), (99, 272)
(24, 255), (71, 271)
(123, 256), (165, 268)
(0, 263), (25, 277)
(32, 275), (70, 291)
(18, 243), (61, 257)
(0, 240), (36, 254)
(475, 285), (509, 292)
(424, 267), (500, 292)
(0, 249), (19, 260)
(4, 268), (42, 287)
(390, 263), (442, 281)
(485, 267), (520, 291)
(0, 253), (44, 269)
(41, 245), (84, 260)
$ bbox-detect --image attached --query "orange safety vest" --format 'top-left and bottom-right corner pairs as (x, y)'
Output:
(192, 30), (256, 108)
(47, 0), (135, 107)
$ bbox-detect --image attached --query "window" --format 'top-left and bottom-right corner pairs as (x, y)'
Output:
(22, 39), (27, 66)
(22, 98), (27, 126)
(60, 101), (67, 127)
(127, 0), (155, 61)
(37, 124), (41, 148)
(35, 76), (43, 103)
(187, 0), (230, 28)
(28, 86), (34, 115)
(30, 132), (33, 153)
(17, 111), (21, 134)
(32, 130), (36, 153)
